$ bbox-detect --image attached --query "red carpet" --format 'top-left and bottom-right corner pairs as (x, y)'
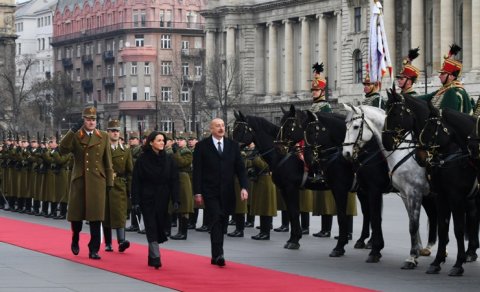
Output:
(0, 216), (373, 291)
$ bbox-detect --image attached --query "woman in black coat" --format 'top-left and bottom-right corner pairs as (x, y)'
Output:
(131, 131), (179, 269)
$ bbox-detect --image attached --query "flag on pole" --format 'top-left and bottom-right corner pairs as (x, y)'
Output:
(367, 0), (393, 87)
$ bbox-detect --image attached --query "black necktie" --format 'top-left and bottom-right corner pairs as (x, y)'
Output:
(217, 141), (222, 155)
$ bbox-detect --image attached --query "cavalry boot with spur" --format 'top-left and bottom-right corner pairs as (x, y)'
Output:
(117, 228), (130, 252)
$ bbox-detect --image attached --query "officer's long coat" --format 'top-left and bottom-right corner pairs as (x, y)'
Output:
(59, 128), (114, 221)
(104, 145), (133, 228)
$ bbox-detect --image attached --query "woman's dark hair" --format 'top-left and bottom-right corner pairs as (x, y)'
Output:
(142, 131), (168, 152)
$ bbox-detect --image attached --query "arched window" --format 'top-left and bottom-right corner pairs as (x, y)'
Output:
(353, 49), (363, 83)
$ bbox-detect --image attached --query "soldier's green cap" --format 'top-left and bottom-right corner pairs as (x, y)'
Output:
(176, 136), (187, 140)
(107, 119), (121, 131)
(128, 131), (139, 139)
(82, 106), (97, 119)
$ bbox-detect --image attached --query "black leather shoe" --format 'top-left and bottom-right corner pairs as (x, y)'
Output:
(211, 255), (226, 267)
(118, 240), (130, 252)
(313, 230), (331, 238)
(187, 223), (196, 230)
(302, 228), (309, 235)
(228, 219), (236, 226)
(170, 233), (187, 240)
(105, 244), (113, 252)
(227, 230), (244, 237)
(245, 222), (254, 228)
(274, 225), (289, 232)
(71, 242), (80, 255)
(334, 233), (352, 240)
(148, 256), (161, 269)
(125, 225), (139, 232)
(195, 225), (209, 232)
(54, 214), (66, 220)
(138, 229), (146, 234)
(89, 252), (101, 260)
(251, 232), (270, 240)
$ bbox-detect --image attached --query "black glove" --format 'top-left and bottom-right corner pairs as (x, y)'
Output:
(133, 204), (141, 214)
(172, 143), (180, 153)
(71, 119), (84, 132)
(173, 202), (180, 211)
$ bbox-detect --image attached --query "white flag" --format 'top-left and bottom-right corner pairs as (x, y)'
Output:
(368, 0), (392, 85)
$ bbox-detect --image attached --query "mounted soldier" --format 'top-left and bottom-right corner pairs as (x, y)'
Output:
(396, 48), (420, 97)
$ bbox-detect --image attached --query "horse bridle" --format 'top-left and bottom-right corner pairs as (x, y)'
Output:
(233, 120), (255, 144)
(383, 100), (416, 149)
(343, 111), (368, 160)
(275, 116), (298, 154)
(303, 114), (339, 171)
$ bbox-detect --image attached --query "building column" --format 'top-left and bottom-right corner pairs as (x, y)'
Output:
(225, 26), (236, 62)
(205, 29), (215, 63)
(383, 0), (396, 67)
(462, 0), (472, 71)
(283, 19), (294, 94)
(432, 0), (442, 70)
(255, 25), (266, 95)
(335, 10), (342, 90)
(300, 17), (311, 91)
(472, 0), (480, 69)
(267, 22), (278, 95)
(317, 14), (328, 70)
(440, 0), (454, 68)
(411, 0), (424, 71)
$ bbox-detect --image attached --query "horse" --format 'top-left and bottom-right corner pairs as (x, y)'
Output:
(342, 104), (437, 269)
(418, 101), (479, 276)
(278, 105), (354, 257)
(341, 105), (392, 263)
(232, 111), (314, 250)
(384, 89), (479, 275)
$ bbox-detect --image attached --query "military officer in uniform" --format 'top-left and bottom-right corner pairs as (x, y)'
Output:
(310, 62), (332, 113)
(417, 44), (472, 114)
(52, 136), (72, 220)
(396, 48), (420, 96)
(103, 120), (133, 252)
(59, 106), (114, 260)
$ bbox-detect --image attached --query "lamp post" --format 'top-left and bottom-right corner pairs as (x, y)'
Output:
(154, 95), (158, 129)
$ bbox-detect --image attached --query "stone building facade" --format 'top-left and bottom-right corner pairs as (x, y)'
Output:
(201, 0), (480, 124)
(52, 0), (207, 134)
(0, 0), (17, 129)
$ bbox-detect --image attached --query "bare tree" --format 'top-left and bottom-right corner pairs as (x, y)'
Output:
(201, 55), (244, 124)
(0, 56), (35, 131)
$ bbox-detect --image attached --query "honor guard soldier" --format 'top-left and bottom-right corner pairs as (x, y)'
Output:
(103, 119), (133, 252)
(362, 72), (386, 110)
(167, 135), (193, 240)
(396, 48), (420, 97)
(60, 106), (114, 260)
(418, 44), (472, 114)
(52, 135), (71, 219)
(310, 62), (332, 113)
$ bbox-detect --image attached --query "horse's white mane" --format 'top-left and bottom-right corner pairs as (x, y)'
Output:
(345, 104), (386, 148)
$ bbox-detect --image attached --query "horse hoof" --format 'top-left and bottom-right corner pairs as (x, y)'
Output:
(354, 241), (366, 249)
(401, 261), (417, 270)
(448, 266), (464, 276)
(426, 265), (441, 274)
(366, 253), (382, 263)
(419, 248), (431, 257)
(283, 242), (300, 250)
(466, 253), (478, 262)
(329, 249), (345, 257)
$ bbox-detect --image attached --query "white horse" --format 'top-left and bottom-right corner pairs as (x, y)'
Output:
(342, 104), (434, 269)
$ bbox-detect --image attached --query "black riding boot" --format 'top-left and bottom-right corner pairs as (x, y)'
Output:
(41, 201), (49, 216)
(117, 228), (130, 252)
(170, 216), (188, 240)
(314, 215), (332, 237)
(24, 198), (33, 214)
(104, 226), (113, 252)
(301, 212), (310, 234)
(188, 208), (199, 229)
(274, 211), (290, 232)
(54, 203), (67, 219)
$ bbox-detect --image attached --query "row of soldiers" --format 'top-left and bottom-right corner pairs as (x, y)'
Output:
(0, 135), (71, 219)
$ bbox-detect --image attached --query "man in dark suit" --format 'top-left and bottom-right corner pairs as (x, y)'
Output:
(193, 118), (248, 267)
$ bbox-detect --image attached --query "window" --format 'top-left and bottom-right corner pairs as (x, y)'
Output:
(181, 89), (189, 102)
(144, 86), (150, 101)
(353, 49), (363, 84)
(141, 10), (147, 27)
(96, 65), (102, 78)
(42, 38), (45, 50)
(119, 88), (125, 101)
(354, 7), (362, 33)
(144, 62), (150, 75)
(86, 93), (93, 103)
(138, 115), (148, 130)
(97, 90), (102, 102)
(17, 43), (21, 55)
(107, 91), (113, 103)
(132, 87), (138, 101)
(160, 119), (172, 132)
(133, 10), (140, 27)
(161, 34), (171, 49)
(76, 68), (81, 81)
(97, 42), (102, 54)
(76, 45), (81, 57)
(119, 62), (125, 76)
(195, 65), (202, 77)
(161, 87), (172, 101)
(161, 61), (172, 75)
(119, 39), (124, 49)
(182, 63), (189, 76)
(182, 40), (189, 50)
(135, 35), (144, 47)
(159, 10), (165, 27)
(131, 62), (137, 75)
(57, 48), (62, 60)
